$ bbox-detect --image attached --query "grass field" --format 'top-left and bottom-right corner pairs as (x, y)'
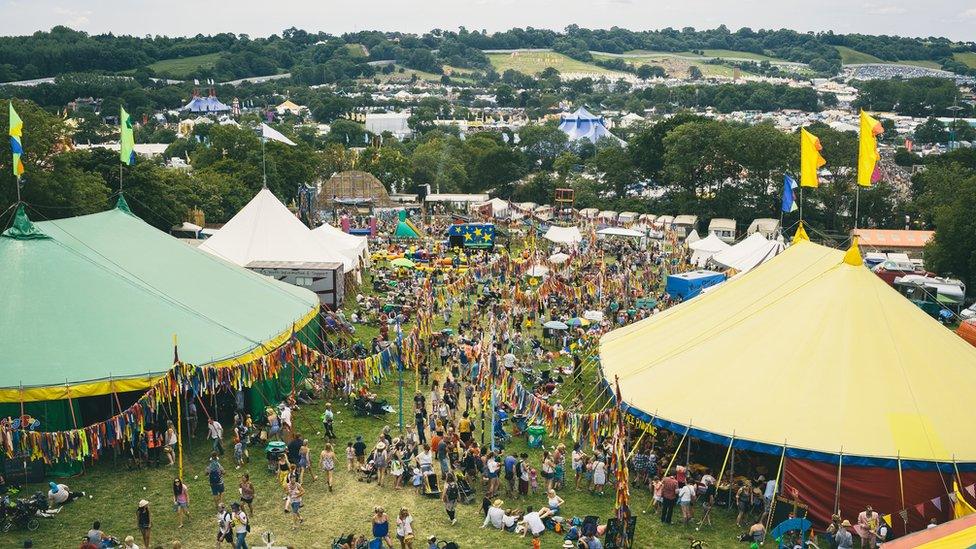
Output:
(834, 46), (883, 64)
(955, 52), (976, 69)
(487, 51), (626, 78)
(591, 52), (750, 78)
(147, 53), (222, 78)
(0, 267), (747, 549)
(834, 46), (945, 69)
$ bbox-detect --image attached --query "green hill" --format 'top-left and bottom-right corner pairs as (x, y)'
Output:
(147, 52), (222, 78)
(487, 51), (626, 77)
(953, 52), (976, 69)
(834, 46), (883, 64)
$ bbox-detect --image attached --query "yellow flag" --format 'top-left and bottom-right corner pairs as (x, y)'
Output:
(857, 110), (883, 187)
(800, 128), (826, 188)
(954, 481), (976, 519)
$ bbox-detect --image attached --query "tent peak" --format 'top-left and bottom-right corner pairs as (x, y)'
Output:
(2, 204), (49, 240)
(792, 222), (810, 244)
(843, 237), (863, 266)
(115, 194), (133, 215)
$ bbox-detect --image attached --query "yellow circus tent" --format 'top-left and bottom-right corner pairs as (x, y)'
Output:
(600, 239), (976, 526)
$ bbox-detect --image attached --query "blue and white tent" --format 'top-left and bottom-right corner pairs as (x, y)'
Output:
(181, 92), (231, 114)
(557, 107), (624, 145)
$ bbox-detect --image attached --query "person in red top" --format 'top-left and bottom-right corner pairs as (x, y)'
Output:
(660, 475), (679, 525)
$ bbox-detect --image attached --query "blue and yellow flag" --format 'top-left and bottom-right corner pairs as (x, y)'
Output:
(119, 106), (135, 165)
(9, 101), (24, 178)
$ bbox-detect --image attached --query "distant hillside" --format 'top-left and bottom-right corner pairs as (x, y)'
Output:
(487, 51), (626, 77)
(147, 53), (222, 79)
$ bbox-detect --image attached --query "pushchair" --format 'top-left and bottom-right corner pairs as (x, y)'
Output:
(421, 469), (440, 497)
(265, 441), (286, 474)
(455, 477), (476, 504)
(332, 533), (368, 549)
(357, 454), (378, 483)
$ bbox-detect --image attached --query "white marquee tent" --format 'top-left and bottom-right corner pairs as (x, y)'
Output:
(312, 223), (370, 268)
(199, 188), (353, 271)
(688, 233), (732, 267)
(710, 232), (785, 273)
(542, 226), (583, 246)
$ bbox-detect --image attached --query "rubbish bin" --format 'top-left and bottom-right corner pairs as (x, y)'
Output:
(527, 425), (546, 449)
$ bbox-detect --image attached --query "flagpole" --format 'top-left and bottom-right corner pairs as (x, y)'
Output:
(119, 163), (123, 193)
(261, 137), (267, 188)
(854, 185), (860, 230)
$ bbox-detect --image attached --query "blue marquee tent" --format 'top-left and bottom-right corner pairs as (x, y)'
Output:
(558, 107), (624, 145)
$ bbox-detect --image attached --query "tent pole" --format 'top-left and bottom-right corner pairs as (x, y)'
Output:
(897, 452), (907, 535)
(645, 423), (691, 513)
(762, 442), (788, 545)
(834, 449), (844, 515)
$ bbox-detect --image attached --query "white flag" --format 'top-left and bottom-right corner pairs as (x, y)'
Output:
(261, 123), (296, 146)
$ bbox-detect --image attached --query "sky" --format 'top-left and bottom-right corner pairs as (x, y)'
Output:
(0, 0), (974, 41)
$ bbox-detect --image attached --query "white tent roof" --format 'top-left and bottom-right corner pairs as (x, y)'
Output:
(710, 232), (785, 272)
(312, 223), (370, 268)
(597, 227), (645, 238)
(688, 233), (732, 267)
(684, 229), (701, 244)
(476, 198), (510, 216)
(542, 225), (583, 246)
(199, 188), (352, 271)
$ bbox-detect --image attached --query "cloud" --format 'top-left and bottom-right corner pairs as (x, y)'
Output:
(862, 3), (908, 15)
(963, 8), (976, 18)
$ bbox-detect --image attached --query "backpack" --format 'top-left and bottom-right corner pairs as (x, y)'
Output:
(446, 483), (459, 502)
(208, 465), (222, 485)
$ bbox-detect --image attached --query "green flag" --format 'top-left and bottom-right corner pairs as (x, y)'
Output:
(119, 106), (135, 165)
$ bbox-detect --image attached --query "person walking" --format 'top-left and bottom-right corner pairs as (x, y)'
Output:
(216, 502), (233, 548)
(208, 418), (224, 455)
(660, 474), (678, 525)
(230, 501), (249, 549)
(442, 475), (460, 525)
(395, 507), (415, 549)
(238, 474), (255, 517)
(207, 453), (226, 509)
(372, 506), (393, 549)
(735, 482), (753, 527)
(677, 479), (695, 525)
(173, 478), (190, 528)
(136, 499), (151, 548)
(287, 479), (304, 529)
(375, 441), (389, 487)
(320, 443), (336, 492)
(835, 519), (855, 549)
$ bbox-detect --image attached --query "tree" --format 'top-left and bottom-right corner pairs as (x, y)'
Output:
(590, 144), (636, 198)
(494, 84), (516, 107)
(356, 146), (411, 191)
(626, 112), (704, 180)
(688, 66), (703, 80)
(914, 118), (947, 145)
(326, 119), (368, 146)
(410, 136), (467, 193)
(518, 123), (568, 170)
(0, 100), (72, 212)
(636, 64), (666, 79)
(917, 163), (976, 289)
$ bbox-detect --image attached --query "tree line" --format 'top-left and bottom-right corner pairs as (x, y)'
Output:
(1, 25), (974, 84)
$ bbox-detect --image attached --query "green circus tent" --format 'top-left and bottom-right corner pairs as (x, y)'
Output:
(0, 198), (321, 436)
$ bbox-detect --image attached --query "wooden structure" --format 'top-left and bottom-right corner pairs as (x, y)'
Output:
(318, 171), (392, 207)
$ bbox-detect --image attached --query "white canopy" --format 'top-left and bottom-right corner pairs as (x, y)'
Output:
(688, 233), (732, 267)
(710, 232), (785, 273)
(199, 188), (352, 271)
(684, 229), (701, 244)
(312, 223), (370, 268)
(542, 226), (583, 246)
(526, 265), (550, 277)
(597, 227), (645, 238)
(475, 197), (511, 217)
(548, 252), (571, 264)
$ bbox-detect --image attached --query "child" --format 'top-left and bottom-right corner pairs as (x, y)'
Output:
(427, 536), (438, 549)
(529, 467), (539, 495)
(345, 442), (355, 472)
(234, 440), (245, 468)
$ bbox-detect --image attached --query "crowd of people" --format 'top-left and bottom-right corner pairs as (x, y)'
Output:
(12, 213), (913, 548)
